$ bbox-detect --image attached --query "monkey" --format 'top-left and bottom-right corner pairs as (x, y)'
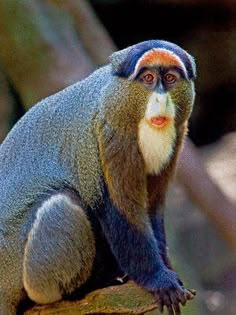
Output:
(0, 40), (196, 315)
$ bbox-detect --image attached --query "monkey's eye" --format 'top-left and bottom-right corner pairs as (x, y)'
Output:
(164, 73), (177, 84)
(143, 73), (155, 83)
(140, 70), (157, 86)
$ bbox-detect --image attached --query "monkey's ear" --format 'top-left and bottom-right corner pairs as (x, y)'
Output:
(109, 46), (133, 75)
(187, 53), (197, 79)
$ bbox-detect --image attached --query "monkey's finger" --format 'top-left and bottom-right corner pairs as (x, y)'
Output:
(188, 289), (196, 296)
(177, 290), (187, 306)
(185, 290), (195, 300)
(169, 290), (179, 306)
(157, 303), (164, 314)
(165, 304), (175, 315)
(155, 294), (164, 313)
(172, 301), (181, 315)
(169, 291), (181, 315)
(162, 293), (174, 315)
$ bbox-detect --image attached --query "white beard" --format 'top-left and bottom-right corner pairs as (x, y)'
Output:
(138, 92), (176, 174)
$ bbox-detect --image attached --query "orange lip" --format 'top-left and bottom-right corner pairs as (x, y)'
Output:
(149, 116), (170, 128)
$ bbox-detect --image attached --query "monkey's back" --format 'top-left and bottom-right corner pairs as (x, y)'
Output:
(0, 65), (111, 247)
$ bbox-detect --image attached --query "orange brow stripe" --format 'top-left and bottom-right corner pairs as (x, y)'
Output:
(135, 49), (185, 73)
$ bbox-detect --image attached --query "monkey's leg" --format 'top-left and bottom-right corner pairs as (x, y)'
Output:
(151, 213), (173, 270)
(23, 192), (95, 304)
(0, 233), (25, 315)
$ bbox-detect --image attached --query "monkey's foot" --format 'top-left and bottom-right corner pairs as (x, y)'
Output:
(154, 287), (196, 315)
(149, 269), (196, 315)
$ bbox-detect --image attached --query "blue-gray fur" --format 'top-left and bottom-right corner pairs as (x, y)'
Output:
(0, 65), (111, 313)
(23, 193), (95, 304)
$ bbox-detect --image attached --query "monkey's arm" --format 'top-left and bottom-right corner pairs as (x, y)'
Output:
(98, 187), (164, 285)
(97, 128), (193, 314)
(147, 172), (174, 271)
(98, 186), (193, 315)
(150, 213), (173, 270)
(146, 128), (188, 272)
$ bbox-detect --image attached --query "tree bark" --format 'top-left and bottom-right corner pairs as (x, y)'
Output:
(24, 282), (157, 315)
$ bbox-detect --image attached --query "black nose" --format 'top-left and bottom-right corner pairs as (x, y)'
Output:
(156, 82), (166, 94)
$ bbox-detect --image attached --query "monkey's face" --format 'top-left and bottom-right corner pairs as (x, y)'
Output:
(108, 40), (196, 174)
(129, 47), (196, 129)
(108, 40), (196, 131)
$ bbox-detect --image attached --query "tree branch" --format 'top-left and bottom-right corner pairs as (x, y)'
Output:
(24, 282), (158, 315)
(177, 138), (236, 249)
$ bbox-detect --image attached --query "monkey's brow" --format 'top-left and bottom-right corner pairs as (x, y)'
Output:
(135, 66), (160, 78)
(170, 66), (187, 79)
(135, 65), (186, 79)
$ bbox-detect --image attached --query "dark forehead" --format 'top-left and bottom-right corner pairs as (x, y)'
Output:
(116, 40), (195, 79)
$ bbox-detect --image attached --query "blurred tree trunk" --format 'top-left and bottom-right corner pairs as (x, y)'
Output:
(0, 68), (15, 142)
(177, 138), (236, 249)
(0, 0), (93, 108)
(49, 0), (116, 66)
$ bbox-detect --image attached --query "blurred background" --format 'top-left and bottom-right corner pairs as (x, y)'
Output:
(0, 1), (235, 314)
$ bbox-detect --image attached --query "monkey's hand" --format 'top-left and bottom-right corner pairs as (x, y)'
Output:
(148, 267), (196, 315)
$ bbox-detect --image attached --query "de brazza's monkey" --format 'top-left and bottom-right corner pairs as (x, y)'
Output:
(0, 40), (196, 315)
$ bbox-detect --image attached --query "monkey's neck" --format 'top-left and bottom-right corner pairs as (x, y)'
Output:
(98, 120), (187, 222)
(138, 119), (176, 175)
(147, 122), (188, 213)
(98, 122), (147, 225)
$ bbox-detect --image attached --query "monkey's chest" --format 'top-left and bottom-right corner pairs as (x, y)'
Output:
(138, 120), (176, 174)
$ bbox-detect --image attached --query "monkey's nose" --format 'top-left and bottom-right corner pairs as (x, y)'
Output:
(155, 93), (168, 104)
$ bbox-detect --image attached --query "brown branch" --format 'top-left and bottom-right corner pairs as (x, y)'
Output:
(24, 282), (158, 315)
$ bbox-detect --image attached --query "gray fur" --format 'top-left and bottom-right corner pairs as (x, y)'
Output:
(109, 46), (133, 73)
(0, 64), (113, 313)
(23, 193), (95, 304)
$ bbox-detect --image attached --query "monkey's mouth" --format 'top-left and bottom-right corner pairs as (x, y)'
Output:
(149, 116), (170, 128)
